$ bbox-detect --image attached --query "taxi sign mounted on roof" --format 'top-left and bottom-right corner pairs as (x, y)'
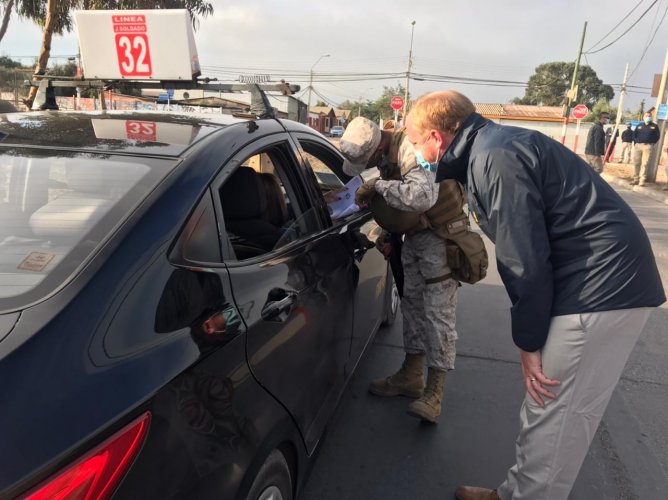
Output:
(74, 10), (200, 80)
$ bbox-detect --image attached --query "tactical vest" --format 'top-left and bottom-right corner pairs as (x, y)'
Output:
(369, 164), (488, 284)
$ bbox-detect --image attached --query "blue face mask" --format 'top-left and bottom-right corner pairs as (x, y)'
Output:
(415, 150), (437, 172)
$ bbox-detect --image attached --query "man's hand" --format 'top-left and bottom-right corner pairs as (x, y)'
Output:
(373, 231), (392, 259)
(355, 179), (377, 208)
(520, 348), (560, 407)
(324, 187), (345, 204)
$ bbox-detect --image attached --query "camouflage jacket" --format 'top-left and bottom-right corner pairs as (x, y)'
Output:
(377, 127), (416, 180)
(375, 165), (439, 213)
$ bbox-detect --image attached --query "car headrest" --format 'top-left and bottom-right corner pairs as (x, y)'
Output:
(220, 167), (267, 219)
(65, 164), (147, 196)
(29, 163), (149, 238)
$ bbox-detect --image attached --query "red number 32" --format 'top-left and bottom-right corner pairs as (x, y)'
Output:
(115, 34), (152, 77)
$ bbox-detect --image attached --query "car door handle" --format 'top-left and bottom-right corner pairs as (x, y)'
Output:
(353, 247), (368, 261)
(261, 289), (297, 321)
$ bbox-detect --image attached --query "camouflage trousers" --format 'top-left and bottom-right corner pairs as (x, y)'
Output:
(401, 230), (458, 371)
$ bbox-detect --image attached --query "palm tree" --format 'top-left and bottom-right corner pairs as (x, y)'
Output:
(21, 0), (213, 108)
(0, 0), (16, 43)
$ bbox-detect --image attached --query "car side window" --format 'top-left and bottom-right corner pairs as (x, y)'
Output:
(219, 144), (320, 262)
(298, 140), (363, 222)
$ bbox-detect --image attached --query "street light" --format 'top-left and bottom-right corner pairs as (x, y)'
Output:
(307, 54), (330, 116)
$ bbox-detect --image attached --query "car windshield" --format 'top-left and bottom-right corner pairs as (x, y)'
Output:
(0, 150), (175, 311)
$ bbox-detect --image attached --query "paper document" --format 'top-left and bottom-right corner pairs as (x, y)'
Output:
(328, 175), (363, 219)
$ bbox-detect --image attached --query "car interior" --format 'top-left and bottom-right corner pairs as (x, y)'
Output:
(0, 157), (148, 299)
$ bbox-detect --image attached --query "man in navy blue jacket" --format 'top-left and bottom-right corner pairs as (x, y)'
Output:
(404, 91), (665, 500)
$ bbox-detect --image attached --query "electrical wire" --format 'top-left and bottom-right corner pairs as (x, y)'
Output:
(586, 0), (646, 52)
(629, 2), (668, 77)
(585, 0), (659, 54)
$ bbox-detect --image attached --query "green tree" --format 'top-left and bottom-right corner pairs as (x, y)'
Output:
(589, 98), (616, 122)
(0, 56), (28, 95)
(0, 55), (22, 69)
(370, 84), (408, 121)
(340, 98), (375, 120)
(515, 62), (614, 108)
(19, 0), (214, 108)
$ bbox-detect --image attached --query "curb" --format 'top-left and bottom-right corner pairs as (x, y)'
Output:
(601, 173), (668, 206)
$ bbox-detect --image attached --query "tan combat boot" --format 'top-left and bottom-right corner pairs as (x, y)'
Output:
(368, 353), (425, 398)
(454, 486), (500, 500)
(406, 367), (446, 423)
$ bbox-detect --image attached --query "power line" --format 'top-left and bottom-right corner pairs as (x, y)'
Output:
(585, 0), (659, 54)
(586, 0), (646, 52)
(629, 2), (668, 77)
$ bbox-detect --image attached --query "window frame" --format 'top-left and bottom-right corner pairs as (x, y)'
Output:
(210, 135), (330, 267)
(289, 132), (372, 231)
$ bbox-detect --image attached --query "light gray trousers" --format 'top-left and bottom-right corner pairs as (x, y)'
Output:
(497, 307), (651, 500)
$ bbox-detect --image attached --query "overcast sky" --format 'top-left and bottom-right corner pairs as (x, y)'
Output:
(2, 0), (667, 111)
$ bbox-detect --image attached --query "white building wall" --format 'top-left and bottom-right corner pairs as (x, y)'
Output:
(488, 119), (594, 156)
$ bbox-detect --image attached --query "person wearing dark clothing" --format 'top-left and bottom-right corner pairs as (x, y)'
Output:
(632, 112), (661, 185)
(619, 123), (634, 163)
(584, 112), (608, 173)
(405, 91), (665, 500)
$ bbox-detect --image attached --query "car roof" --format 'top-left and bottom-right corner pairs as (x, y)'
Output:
(0, 110), (247, 157)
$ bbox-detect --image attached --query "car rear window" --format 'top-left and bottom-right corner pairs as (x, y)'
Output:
(0, 150), (174, 311)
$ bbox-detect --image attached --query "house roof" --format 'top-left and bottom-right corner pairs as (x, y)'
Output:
(335, 109), (352, 119)
(475, 103), (564, 122)
(310, 106), (336, 115)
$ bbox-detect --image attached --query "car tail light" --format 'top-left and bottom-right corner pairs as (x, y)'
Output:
(19, 412), (151, 500)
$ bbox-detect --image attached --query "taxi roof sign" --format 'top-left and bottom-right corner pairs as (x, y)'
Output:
(75, 9), (200, 80)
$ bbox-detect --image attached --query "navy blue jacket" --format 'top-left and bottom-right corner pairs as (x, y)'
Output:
(436, 113), (665, 351)
(633, 121), (660, 144)
(585, 121), (605, 156)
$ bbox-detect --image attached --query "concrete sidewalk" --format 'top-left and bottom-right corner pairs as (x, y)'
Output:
(602, 172), (668, 205)
(601, 159), (668, 205)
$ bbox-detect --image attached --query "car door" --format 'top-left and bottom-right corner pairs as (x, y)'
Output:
(290, 132), (388, 372)
(212, 134), (355, 452)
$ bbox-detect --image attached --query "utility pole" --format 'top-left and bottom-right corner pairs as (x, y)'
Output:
(560, 21), (588, 145)
(402, 20), (416, 125)
(646, 48), (668, 183)
(603, 63), (629, 163)
(307, 54), (330, 122)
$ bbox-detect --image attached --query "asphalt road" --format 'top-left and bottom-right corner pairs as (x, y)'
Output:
(302, 183), (668, 500)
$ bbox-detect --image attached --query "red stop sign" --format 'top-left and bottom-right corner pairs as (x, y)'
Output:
(390, 96), (404, 110)
(571, 104), (589, 120)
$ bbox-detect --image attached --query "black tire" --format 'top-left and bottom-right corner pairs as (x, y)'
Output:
(381, 270), (399, 327)
(246, 449), (293, 500)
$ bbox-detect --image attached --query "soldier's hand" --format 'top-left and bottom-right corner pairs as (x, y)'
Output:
(374, 230), (392, 258)
(355, 179), (377, 207)
(376, 241), (392, 260)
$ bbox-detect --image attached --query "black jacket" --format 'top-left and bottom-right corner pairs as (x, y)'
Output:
(634, 122), (660, 144)
(585, 121), (605, 156)
(621, 128), (633, 143)
(436, 113), (665, 351)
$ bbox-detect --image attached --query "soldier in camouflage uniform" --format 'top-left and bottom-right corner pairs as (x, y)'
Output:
(340, 117), (416, 297)
(342, 117), (459, 424)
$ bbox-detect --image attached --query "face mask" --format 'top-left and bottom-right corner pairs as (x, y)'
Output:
(415, 150), (437, 172)
(644, 116), (652, 124)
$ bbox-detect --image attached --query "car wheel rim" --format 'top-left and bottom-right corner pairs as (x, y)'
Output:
(390, 283), (399, 315)
(258, 485), (283, 500)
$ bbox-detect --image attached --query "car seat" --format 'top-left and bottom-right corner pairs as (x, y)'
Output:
(220, 167), (283, 257)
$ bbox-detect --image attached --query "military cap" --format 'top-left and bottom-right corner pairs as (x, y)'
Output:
(339, 117), (381, 176)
